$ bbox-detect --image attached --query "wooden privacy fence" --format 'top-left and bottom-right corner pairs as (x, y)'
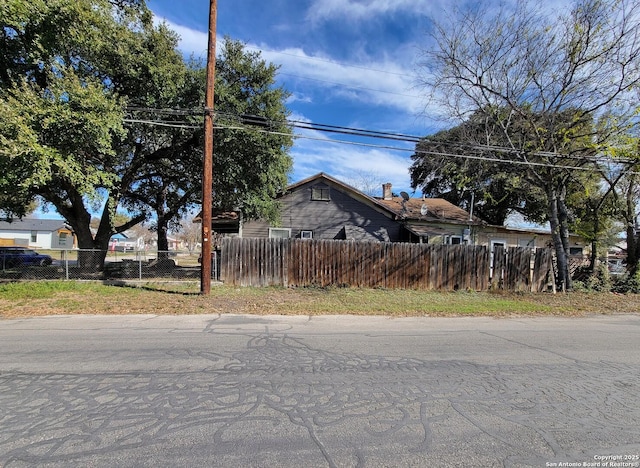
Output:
(220, 238), (554, 292)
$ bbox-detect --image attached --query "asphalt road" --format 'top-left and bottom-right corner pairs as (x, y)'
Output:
(0, 314), (639, 467)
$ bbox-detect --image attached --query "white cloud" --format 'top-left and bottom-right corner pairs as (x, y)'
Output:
(256, 45), (423, 114)
(153, 16), (209, 58)
(290, 126), (414, 192)
(153, 16), (424, 115)
(151, 13), (422, 191)
(286, 92), (313, 105)
(307, 0), (422, 22)
(306, 0), (448, 23)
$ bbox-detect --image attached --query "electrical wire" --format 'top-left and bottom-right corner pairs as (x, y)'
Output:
(124, 118), (200, 129)
(125, 107), (639, 168)
(123, 116), (640, 175)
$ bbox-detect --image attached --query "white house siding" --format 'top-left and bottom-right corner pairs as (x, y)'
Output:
(477, 227), (588, 255)
(0, 229), (56, 249)
(0, 219), (75, 250)
(0, 230), (30, 246)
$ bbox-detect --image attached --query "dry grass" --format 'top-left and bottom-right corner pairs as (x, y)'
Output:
(1, 281), (639, 319)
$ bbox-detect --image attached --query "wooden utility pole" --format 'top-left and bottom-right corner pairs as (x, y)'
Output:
(201, 0), (217, 295)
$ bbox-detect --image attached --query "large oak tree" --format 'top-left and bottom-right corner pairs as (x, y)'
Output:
(414, 0), (640, 289)
(1, 1), (293, 267)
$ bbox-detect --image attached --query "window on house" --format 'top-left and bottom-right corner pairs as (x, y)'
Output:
(311, 186), (330, 201)
(268, 228), (291, 239)
(448, 236), (462, 245)
(300, 230), (313, 239)
(491, 241), (506, 251)
(518, 238), (535, 248)
(30, 231), (37, 243)
(569, 247), (584, 256)
(59, 232), (68, 246)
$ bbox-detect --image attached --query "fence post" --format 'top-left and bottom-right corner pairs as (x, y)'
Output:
(64, 250), (69, 280)
(212, 250), (218, 280)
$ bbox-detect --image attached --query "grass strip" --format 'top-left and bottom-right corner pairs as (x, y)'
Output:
(0, 281), (638, 318)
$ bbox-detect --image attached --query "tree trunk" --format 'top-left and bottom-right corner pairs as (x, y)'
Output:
(589, 238), (598, 272)
(547, 187), (570, 291)
(54, 194), (111, 271)
(53, 190), (146, 271)
(588, 207), (599, 273)
(625, 182), (640, 274)
(556, 190), (573, 290)
(156, 215), (170, 260)
(72, 225), (109, 271)
(627, 224), (640, 275)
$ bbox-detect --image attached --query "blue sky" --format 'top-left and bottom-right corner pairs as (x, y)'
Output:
(148, 0), (453, 197)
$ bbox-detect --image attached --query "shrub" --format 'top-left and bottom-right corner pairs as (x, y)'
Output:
(611, 269), (640, 294)
(571, 263), (612, 292)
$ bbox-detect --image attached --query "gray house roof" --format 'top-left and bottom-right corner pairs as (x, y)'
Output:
(0, 218), (70, 233)
(286, 173), (479, 226)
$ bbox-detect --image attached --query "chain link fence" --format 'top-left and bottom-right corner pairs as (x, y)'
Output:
(0, 249), (219, 282)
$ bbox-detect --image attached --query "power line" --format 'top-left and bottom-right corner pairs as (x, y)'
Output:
(123, 115), (640, 175)
(124, 118), (200, 129)
(125, 107), (638, 167)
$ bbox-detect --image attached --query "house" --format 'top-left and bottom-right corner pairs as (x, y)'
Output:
(478, 224), (588, 256)
(238, 173), (484, 244)
(207, 173), (588, 252)
(108, 232), (145, 252)
(0, 218), (76, 249)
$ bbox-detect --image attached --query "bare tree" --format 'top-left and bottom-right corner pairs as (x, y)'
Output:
(127, 223), (155, 249)
(417, 0), (640, 290)
(345, 170), (386, 198)
(607, 137), (640, 273)
(175, 215), (202, 254)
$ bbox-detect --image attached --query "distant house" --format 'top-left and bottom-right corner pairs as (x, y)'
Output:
(0, 218), (76, 249)
(108, 232), (145, 252)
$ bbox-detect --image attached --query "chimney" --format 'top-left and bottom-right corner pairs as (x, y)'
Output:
(382, 183), (393, 200)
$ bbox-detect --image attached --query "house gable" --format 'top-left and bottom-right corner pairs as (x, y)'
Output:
(243, 173), (402, 241)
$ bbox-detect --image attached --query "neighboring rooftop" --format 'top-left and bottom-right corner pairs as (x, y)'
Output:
(376, 196), (480, 224)
(0, 218), (70, 232)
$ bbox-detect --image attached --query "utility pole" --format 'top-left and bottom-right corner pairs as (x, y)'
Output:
(201, 0), (217, 295)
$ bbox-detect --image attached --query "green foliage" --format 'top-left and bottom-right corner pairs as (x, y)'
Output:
(125, 37), (293, 251)
(410, 112), (549, 225)
(0, 71), (124, 193)
(0, 0), (163, 238)
(213, 38), (293, 222)
(572, 263), (612, 292)
(611, 269), (640, 294)
(0, 1), (293, 261)
(417, 0), (640, 290)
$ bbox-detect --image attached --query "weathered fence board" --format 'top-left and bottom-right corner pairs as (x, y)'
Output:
(220, 238), (553, 292)
(532, 248), (554, 293)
